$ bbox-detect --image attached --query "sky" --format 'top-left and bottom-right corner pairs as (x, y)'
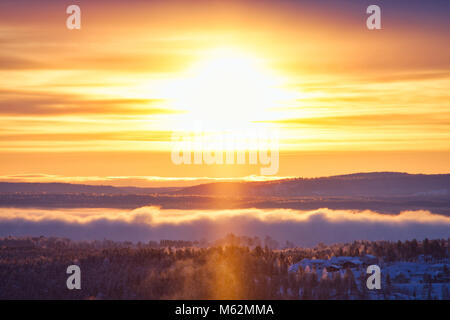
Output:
(0, 0), (449, 185)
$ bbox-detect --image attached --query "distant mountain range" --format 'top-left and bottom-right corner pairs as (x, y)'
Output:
(0, 182), (178, 195)
(175, 172), (450, 197)
(1, 172), (449, 197)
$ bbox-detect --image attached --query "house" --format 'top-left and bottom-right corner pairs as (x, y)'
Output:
(289, 255), (372, 273)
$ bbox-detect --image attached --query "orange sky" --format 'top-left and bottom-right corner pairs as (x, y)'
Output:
(0, 0), (449, 186)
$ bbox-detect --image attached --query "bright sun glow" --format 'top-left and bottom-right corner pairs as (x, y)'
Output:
(160, 48), (296, 131)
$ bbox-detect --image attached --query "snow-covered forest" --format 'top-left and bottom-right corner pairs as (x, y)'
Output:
(0, 235), (448, 300)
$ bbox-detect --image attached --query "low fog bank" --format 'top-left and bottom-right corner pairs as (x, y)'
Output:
(0, 207), (449, 247)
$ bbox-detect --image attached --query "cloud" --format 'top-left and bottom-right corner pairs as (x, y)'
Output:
(0, 207), (449, 246)
(0, 131), (174, 142)
(0, 55), (42, 70)
(0, 173), (286, 186)
(265, 113), (450, 128)
(0, 90), (175, 116)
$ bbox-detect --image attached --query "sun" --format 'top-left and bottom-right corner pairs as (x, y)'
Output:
(160, 48), (295, 131)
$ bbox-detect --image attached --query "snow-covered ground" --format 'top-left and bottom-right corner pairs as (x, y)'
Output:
(289, 255), (449, 300)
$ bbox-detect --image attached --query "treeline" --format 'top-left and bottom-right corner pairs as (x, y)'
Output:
(0, 236), (448, 299)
